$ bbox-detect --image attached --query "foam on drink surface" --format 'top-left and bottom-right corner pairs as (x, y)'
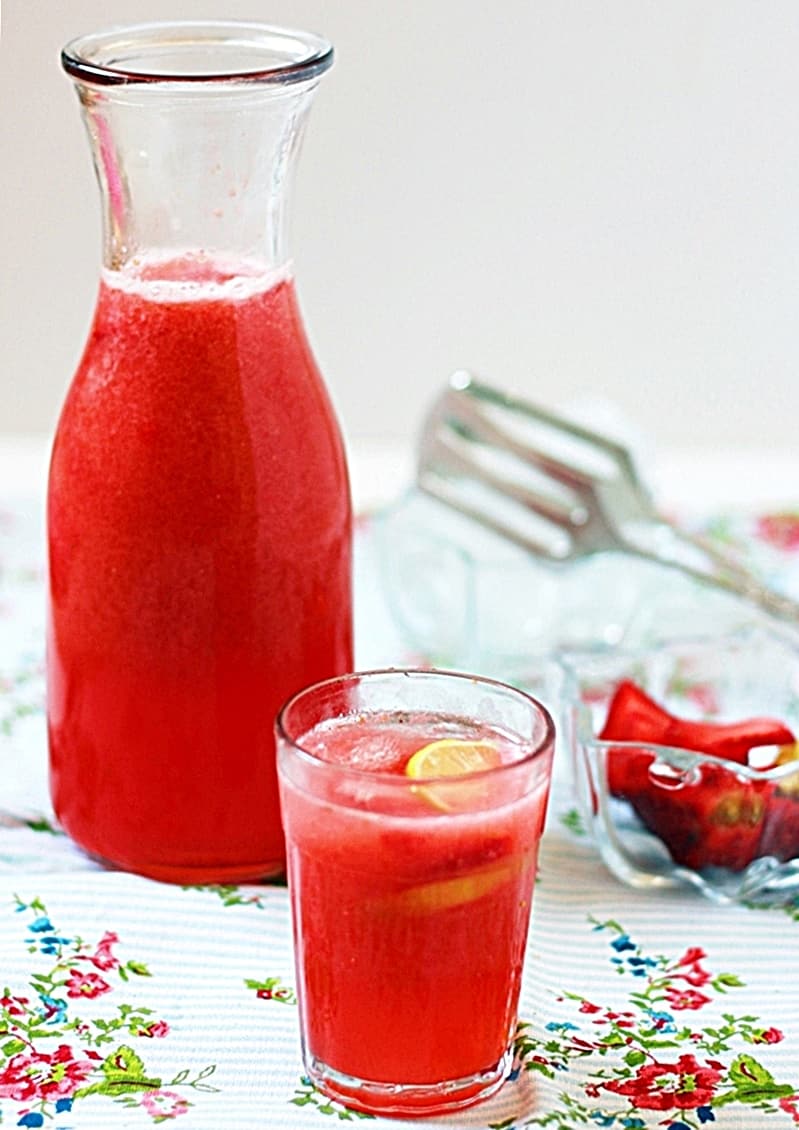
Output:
(298, 712), (517, 776)
(103, 251), (291, 304)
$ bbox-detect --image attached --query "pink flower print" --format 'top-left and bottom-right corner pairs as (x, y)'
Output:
(757, 512), (799, 551)
(0, 1044), (96, 1102)
(87, 930), (120, 971)
(685, 683), (720, 714)
(579, 1000), (602, 1014)
(582, 684), (613, 705)
(665, 987), (712, 1011)
(134, 1019), (170, 1038)
(64, 971), (112, 1000)
(603, 1053), (723, 1111)
(141, 1089), (190, 1119)
(0, 1053), (38, 1101)
(752, 1026), (784, 1045)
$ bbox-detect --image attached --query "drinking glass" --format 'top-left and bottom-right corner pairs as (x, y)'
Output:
(276, 668), (555, 1116)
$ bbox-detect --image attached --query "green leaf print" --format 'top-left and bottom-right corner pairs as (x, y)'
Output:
(75, 1045), (162, 1097)
(717, 1053), (795, 1104)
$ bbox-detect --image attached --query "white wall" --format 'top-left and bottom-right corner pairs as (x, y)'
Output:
(2, 1), (799, 454)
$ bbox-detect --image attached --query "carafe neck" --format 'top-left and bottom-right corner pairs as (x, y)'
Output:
(63, 22), (332, 278)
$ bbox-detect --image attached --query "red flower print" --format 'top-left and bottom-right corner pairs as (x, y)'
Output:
(569, 1036), (598, 1050)
(579, 1000), (602, 1013)
(64, 971), (112, 1000)
(779, 1094), (799, 1124)
(753, 1026), (784, 1045)
(134, 1019), (170, 1038)
(679, 965), (712, 988)
(757, 512), (799, 551)
(603, 1053), (723, 1111)
(675, 947), (712, 987)
(605, 1009), (637, 1027)
(86, 930), (120, 971)
(678, 947), (707, 965)
(0, 1044), (95, 1102)
(0, 994), (29, 1018)
(665, 987), (712, 1010)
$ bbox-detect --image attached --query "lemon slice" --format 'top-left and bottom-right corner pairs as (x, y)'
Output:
(405, 738), (502, 780)
(405, 738), (502, 811)
(378, 853), (532, 916)
(776, 742), (799, 797)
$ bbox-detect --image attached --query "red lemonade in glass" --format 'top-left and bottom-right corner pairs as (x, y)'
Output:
(48, 261), (352, 881)
(277, 670), (555, 1117)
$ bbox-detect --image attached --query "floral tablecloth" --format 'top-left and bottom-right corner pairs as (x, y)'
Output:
(2, 444), (799, 1130)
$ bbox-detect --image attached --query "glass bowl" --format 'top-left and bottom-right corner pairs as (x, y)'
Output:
(561, 627), (799, 905)
(373, 489), (759, 684)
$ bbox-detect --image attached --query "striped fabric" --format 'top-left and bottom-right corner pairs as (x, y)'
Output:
(2, 484), (799, 1128)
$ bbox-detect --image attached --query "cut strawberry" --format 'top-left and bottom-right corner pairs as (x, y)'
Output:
(598, 681), (797, 872)
(600, 681), (673, 798)
(601, 680), (793, 795)
(759, 743), (799, 862)
(628, 764), (769, 871)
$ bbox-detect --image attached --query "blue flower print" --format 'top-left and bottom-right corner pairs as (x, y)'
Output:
(17, 1113), (45, 1127)
(514, 917), (797, 1130)
(38, 993), (68, 1025)
(27, 916), (54, 933)
(4, 895), (217, 1126)
(546, 1021), (578, 1032)
(38, 935), (72, 956)
(645, 1008), (676, 1033)
(626, 956), (657, 977)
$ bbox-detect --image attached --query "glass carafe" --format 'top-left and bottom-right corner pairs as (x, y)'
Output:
(47, 21), (352, 883)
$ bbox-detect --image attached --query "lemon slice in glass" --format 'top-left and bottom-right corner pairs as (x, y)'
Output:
(405, 738), (502, 811)
(383, 855), (529, 915)
(405, 738), (502, 779)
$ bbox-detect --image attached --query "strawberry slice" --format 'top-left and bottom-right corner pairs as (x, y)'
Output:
(628, 763), (769, 871)
(598, 681), (796, 872)
(600, 681), (673, 798)
(601, 680), (793, 795)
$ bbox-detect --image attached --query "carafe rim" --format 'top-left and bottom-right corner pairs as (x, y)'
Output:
(62, 19), (333, 88)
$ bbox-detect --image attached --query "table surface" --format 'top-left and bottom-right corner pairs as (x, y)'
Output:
(2, 436), (799, 1130)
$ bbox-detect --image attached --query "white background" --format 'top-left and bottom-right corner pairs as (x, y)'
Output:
(2, 1), (799, 460)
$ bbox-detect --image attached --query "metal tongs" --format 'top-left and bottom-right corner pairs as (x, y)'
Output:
(417, 371), (799, 627)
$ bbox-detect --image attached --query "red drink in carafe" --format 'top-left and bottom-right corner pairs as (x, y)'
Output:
(50, 23), (350, 882)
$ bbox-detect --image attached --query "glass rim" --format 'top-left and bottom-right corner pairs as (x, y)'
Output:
(61, 19), (334, 87)
(276, 666), (556, 783)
